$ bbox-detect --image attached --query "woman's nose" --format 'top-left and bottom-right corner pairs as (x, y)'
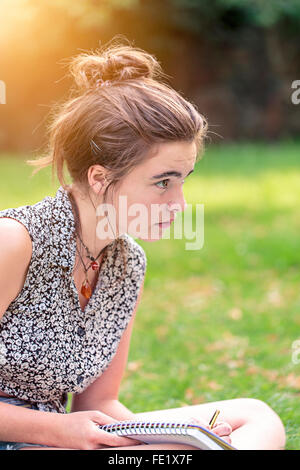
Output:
(168, 188), (187, 213)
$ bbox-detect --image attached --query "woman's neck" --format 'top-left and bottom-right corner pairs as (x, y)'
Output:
(68, 184), (115, 259)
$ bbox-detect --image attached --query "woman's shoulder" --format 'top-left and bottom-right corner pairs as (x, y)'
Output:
(0, 193), (56, 238)
(0, 218), (33, 319)
(0, 216), (32, 254)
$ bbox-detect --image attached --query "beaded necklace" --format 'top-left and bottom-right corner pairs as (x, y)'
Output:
(68, 188), (106, 300)
(75, 230), (105, 299)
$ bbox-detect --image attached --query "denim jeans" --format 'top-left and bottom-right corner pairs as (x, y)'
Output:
(0, 396), (48, 450)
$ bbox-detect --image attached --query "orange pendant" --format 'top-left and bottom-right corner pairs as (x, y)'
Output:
(81, 280), (92, 299)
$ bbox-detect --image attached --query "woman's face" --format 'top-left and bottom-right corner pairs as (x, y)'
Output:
(108, 140), (197, 242)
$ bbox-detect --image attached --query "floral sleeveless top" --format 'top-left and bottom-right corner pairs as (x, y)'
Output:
(0, 187), (146, 413)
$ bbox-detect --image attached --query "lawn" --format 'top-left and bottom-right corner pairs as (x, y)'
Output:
(1, 140), (300, 449)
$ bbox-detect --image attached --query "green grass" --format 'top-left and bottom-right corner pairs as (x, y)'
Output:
(1, 140), (300, 449)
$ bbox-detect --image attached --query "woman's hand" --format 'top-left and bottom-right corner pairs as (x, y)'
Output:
(54, 410), (142, 450)
(187, 416), (232, 445)
(209, 421), (232, 444)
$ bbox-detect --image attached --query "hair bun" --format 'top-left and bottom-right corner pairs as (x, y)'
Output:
(69, 39), (165, 91)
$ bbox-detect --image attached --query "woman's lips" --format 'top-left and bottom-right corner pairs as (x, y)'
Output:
(156, 218), (175, 228)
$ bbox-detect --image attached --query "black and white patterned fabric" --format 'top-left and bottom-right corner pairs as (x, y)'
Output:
(0, 186), (146, 413)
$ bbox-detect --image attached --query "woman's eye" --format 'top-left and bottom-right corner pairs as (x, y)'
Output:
(155, 179), (185, 190)
(155, 179), (170, 189)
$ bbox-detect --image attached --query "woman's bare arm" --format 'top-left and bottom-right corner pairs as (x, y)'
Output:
(0, 218), (32, 320)
(71, 279), (145, 417)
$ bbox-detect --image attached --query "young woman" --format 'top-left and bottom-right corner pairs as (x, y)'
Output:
(0, 40), (285, 450)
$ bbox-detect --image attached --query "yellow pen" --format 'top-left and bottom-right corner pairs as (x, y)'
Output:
(209, 409), (220, 429)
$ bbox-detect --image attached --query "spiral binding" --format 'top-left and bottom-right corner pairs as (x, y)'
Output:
(101, 420), (191, 436)
(99, 420), (235, 450)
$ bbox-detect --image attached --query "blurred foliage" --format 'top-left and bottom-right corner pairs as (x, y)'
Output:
(4, 0), (298, 37)
(169, 0), (300, 31)
(0, 0), (299, 148)
(35, 0), (300, 36)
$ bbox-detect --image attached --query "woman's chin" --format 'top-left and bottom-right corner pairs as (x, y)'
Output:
(133, 224), (167, 242)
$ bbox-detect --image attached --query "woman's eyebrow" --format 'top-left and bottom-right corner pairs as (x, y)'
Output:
(150, 168), (194, 180)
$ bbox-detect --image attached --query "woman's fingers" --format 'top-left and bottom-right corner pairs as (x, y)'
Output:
(96, 427), (143, 447)
(89, 411), (143, 447)
(211, 421), (232, 437)
(186, 417), (232, 445)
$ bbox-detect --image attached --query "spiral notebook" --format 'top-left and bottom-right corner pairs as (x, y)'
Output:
(99, 420), (235, 450)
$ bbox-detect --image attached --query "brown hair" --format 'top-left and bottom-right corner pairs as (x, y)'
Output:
(27, 37), (207, 280)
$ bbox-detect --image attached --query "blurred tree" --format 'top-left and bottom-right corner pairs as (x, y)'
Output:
(41, 0), (300, 37)
(0, 0), (299, 151)
(168, 0), (300, 33)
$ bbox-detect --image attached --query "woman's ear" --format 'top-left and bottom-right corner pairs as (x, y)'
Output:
(87, 165), (109, 195)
